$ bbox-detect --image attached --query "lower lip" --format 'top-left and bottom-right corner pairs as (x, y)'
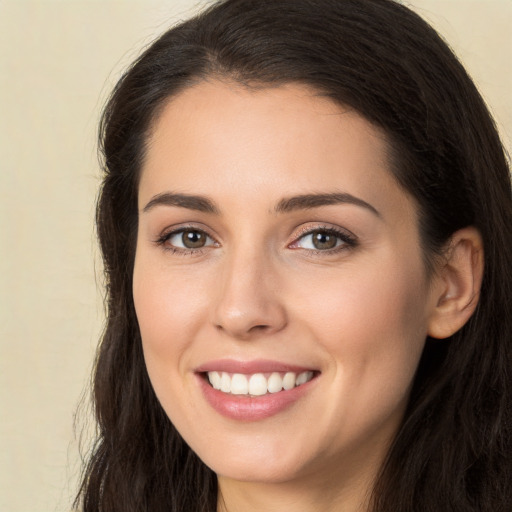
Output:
(197, 374), (317, 421)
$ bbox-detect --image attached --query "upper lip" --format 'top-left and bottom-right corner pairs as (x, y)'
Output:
(195, 359), (317, 374)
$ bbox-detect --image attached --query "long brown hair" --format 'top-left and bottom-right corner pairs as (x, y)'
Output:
(76, 1), (512, 510)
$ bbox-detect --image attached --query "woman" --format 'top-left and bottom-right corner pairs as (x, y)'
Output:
(76, 0), (512, 510)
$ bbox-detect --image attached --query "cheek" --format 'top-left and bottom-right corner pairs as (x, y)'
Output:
(295, 256), (429, 412)
(133, 257), (214, 428)
(132, 256), (212, 374)
(300, 255), (427, 337)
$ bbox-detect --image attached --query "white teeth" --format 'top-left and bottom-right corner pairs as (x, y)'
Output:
(267, 372), (283, 393)
(230, 373), (248, 395)
(207, 370), (315, 396)
(209, 371), (222, 390)
(282, 372), (296, 390)
(248, 373), (268, 396)
(296, 371), (313, 386)
(220, 372), (231, 393)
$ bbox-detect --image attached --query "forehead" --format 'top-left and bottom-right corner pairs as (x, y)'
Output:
(139, 80), (410, 218)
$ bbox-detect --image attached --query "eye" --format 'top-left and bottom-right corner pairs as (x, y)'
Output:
(160, 228), (216, 251)
(292, 227), (356, 252)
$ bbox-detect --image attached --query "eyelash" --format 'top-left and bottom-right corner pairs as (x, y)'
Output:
(290, 225), (358, 255)
(154, 225), (217, 256)
(154, 224), (358, 256)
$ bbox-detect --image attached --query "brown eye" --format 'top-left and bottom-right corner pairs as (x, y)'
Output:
(311, 230), (338, 250)
(292, 227), (356, 252)
(181, 230), (207, 248)
(163, 228), (215, 251)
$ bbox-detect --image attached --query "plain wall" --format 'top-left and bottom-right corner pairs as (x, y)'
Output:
(0, 1), (510, 511)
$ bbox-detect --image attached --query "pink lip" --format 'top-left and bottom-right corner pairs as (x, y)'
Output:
(195, 359), (319, 422)
(195, 358), (314, 374)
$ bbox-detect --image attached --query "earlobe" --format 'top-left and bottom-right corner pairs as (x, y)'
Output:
(427, 227), (484, 340)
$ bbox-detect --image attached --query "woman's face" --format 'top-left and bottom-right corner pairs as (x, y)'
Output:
(134, 81), (440, 486)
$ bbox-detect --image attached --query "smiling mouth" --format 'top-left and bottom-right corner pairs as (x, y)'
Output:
(205, 370), (317, 397)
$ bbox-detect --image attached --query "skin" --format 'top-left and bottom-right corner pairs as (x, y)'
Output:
(133, 81), (480, 512)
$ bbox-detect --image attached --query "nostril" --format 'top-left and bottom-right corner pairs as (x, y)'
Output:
(214, 322), (270, 332)
(250, 324), (270, 332)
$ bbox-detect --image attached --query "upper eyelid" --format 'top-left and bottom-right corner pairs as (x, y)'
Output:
(160, 223), (217, 239)
(291, 223), (356, 240)
(167, 228), (215, 241)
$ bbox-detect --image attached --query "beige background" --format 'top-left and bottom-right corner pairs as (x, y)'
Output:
(0, 1), (510, 511)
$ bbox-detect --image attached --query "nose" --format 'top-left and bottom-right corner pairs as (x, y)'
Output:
(212, 249), (287, 340)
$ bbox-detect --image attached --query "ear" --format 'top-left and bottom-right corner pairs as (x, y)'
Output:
(427, 227), (484, 340)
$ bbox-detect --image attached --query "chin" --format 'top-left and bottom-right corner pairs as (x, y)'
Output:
(212, 458), (305, 484)
(190, 431), (319, 484)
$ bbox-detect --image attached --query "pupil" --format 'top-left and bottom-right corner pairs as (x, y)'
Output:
(182, 230), (206, 248)
(313, 231), (337, 250)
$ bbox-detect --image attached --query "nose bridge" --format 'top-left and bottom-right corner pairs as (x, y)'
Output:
(213, 238), (287, 339)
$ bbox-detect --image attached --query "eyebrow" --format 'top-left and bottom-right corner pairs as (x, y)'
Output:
(275, 192), (380, 217)
(142, 191), (380, 217)
(143, 192), (220, 214)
